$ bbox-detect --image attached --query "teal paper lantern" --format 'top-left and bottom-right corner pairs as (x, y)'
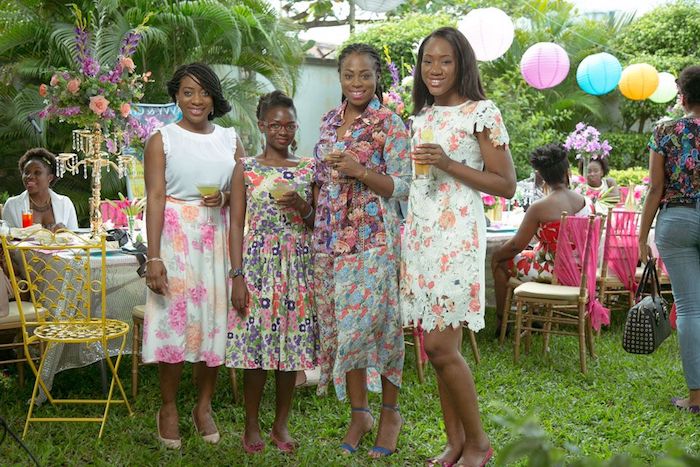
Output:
(576, 53), (622, 96)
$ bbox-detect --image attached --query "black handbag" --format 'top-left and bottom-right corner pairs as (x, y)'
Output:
(622, 258), (672, 354)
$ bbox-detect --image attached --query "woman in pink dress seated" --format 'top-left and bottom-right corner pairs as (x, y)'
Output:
(492, 144), (593, 331)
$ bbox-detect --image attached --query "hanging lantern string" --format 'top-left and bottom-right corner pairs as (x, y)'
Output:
(521, 2), (639, 62)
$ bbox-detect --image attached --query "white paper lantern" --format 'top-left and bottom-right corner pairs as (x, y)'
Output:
(649, 72), (678, 103)
(520, 42), (570, 89)
(457, 8), (514, 62)
(354, 0), (405, 13)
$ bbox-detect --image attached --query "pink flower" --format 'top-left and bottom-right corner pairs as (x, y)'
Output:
(168, 296), (187, 335)
(642, 176), (650, 184)
(571, 174), (586, 185)
(119, 56), (136, 72)
(154, 345), (185, 363)
(66, 79), (81, 94)
(120, 102), (131, 118)
(481, 193), (496, 206)
(89, 95), (110, 115)
(38, 84), (48, 97)
(200, 351), (223, 367)
(189, 284), (207, 306)
(50, 74), (59, 86)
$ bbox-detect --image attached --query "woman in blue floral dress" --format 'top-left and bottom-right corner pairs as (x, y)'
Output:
(226, 91), (318, 454)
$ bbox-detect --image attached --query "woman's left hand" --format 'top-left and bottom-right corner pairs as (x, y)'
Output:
(413, 143), (452, 171)
(276, 191), (306, 212)
(326, 151), (364, 179)
(201, 190), (223, 207)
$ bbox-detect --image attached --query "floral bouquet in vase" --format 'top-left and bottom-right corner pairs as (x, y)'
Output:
(564, 122), (612, 176)
(481, 193), (502, 222)
(381, 46), (413, 120)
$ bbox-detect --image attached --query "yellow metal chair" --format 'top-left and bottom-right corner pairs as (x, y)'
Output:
(1, 229), (133, 438)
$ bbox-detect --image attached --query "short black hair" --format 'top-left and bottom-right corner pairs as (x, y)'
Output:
(678, 65), (700, 107)
(337, 43), (384, 103)
(579, 157), (609, 176)
(167, 63), (231, 119)
(18, 147), (57, 177)
(412, 27), (486, 114)
(256, 90), (296, 120)
(530, 144), (570, 185)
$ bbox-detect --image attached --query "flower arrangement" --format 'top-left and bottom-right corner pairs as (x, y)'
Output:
(563, 123), (612, 162)
(38, 6), (152, 154)
(107, 192), (146, 219)
(382, 46), (413, 120)
(570, 175), (620, 209)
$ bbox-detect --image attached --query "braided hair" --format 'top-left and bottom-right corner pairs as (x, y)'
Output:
(337, 43), (384, 103)
(529, 144), (570, 185)
(256, 90), (296, 120)
(167, 63), (231, 119)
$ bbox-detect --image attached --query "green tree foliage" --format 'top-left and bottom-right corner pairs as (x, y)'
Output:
(612, 0), (700, 131)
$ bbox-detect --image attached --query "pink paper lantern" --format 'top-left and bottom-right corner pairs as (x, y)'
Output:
(520, 42), (570, 89)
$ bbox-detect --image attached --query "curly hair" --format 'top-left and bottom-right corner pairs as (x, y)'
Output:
(256, 90), (296, 120)
(529, 144), (570, 185)
(337, 43), (384, 103)
(18, 147), (57, 177)
(578, 157), (609, 176)
(678, 65), (700, 107)
(166, 63), (231, 119)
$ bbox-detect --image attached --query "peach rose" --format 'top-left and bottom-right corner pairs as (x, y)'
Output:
(143, 71), (152, 82)
(66, 79), (81, 94)
(38, 84), (48, 97)
(89, 95), (110, 115)
(120, 102), (131, 118)
(49, 74), (59, 86)
(119, 56), (136, 73)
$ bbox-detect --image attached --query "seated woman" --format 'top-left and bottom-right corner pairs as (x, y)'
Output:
(576, 156), (620, 207)
(491, 144), (593, 330)
(3, 148), (78, 231)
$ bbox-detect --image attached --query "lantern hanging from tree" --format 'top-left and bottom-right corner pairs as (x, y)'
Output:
(618, 64), (659, 100)
(576, 52), (622, 95)
(648, 71), (677, 103)
(520, 42), (570, 89)
(457, 8), (514, 62)
(354, 0), (405, 12)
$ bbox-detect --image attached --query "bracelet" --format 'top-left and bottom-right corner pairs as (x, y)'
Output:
(302, 205), (314, 220)
(145, 257), (164, 265)
(360, 168), (369, 182)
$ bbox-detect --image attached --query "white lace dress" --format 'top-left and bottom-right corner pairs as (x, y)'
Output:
(400, 100), (510, 332)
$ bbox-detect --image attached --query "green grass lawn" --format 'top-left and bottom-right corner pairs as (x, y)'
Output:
(0, 310), (698, 466)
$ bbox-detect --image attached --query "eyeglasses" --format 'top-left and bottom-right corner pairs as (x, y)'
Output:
(262, 121), (299, 132)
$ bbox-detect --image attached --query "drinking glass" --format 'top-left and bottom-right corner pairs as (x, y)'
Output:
(196, 183), (219, 226)
(22, 210), (33, 228)
(270, 180), (293, 201)
(317, 142), (337, 184)
(414, 126), (434, 180)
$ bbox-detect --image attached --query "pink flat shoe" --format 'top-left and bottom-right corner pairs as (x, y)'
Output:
(270, 431), (298, 454)
(192, 408), (220, 444)
(156, 410), (181, 449)
(242, 434), (265, 454)
(479, 447), (494, 467)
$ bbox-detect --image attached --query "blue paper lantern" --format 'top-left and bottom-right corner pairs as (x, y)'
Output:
(576, 53), (622, 96)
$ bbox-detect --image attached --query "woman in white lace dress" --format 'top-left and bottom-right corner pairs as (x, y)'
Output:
(400, 28), (516, 467)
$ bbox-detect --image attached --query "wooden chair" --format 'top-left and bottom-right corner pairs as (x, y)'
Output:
(403, 324), (426, 383)
(513, 214), (601, 373)
(498, 276), (523, 344)
(0, 301), (42, 387)
(597, 210), (640, 309)
(2, 229), (132, 438)
(131, 304), (239, 403)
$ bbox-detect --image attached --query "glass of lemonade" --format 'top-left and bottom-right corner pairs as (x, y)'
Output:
(414, 126), (434, 180)
(196, 183), (219, 225)
(270, 180), (293, 201)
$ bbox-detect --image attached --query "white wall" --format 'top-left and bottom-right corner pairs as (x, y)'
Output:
(293, 59), (340, 157)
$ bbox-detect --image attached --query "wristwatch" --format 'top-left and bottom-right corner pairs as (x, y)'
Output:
(228, 268), (244, 278)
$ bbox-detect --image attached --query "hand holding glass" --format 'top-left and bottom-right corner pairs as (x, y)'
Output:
(270, 180), (293, 201)
(196, 183), (219, 225)
(414, 127), (434, 180)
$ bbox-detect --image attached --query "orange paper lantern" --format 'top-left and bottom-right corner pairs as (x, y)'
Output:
(618, 64), (659, 100)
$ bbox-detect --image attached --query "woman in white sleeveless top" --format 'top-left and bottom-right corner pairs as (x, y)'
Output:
(143, 63), (245, 448)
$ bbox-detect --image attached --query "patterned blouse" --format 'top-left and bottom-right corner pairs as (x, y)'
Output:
(648, 117), (700, 204)
(312, 96), (411, 257)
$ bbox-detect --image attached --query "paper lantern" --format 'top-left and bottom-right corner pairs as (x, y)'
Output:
(649, 72), (677, 103)
(576, 53), (622, 95)
(354, 0), (404, 12)
(520, 42), (570, 89)
(618, 64), (659, 100)
(457, 8), (514, 62)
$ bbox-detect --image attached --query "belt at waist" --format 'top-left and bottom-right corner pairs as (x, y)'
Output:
(662, 200), (700, 209)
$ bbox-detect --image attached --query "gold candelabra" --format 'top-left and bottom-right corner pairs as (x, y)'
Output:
(57, 123), (136, 235)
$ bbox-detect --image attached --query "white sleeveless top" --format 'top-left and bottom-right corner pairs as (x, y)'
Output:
(159, 123), (238, 201)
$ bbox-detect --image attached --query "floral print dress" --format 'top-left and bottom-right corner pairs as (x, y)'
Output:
(400, 100), (509, 333)
(649, 117), (700, 203)
(225, 158), (318, 371)
(313, 97), (410, 400)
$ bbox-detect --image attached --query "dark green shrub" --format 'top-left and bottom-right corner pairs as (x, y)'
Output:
(602, 132), (651, 170)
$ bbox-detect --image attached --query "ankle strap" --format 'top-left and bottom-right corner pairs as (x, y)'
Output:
(381, 403), (399, 412)
(351, 407), (371, 413)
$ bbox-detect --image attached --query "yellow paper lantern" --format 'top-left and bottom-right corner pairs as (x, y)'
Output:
(618, 64), (659, 100)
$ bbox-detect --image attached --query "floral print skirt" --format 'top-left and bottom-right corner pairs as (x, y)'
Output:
(142, 199), (230, 367)
(315, 248), (404, 401)
(225, 231), (318, 371)
(508, 248), (554, 283)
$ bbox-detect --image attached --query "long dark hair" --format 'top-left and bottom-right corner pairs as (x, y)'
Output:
(337, 43), (384, 103)
(167, 63), (231, 119)
(412, 27), (486, 114)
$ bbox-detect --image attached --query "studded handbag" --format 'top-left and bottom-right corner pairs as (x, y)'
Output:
(622, 258), (672, 354)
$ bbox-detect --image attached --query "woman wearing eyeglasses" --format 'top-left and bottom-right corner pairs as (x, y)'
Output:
(226, 91), (318, 454)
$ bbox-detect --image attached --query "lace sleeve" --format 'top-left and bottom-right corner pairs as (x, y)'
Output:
(473, 100), (509, 147)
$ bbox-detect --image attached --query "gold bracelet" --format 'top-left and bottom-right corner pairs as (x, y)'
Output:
(361, 168), (369, 182)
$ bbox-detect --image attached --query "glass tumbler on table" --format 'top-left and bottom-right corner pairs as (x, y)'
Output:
(196, 183), (219, 226)
(22, 210), (34, 228)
